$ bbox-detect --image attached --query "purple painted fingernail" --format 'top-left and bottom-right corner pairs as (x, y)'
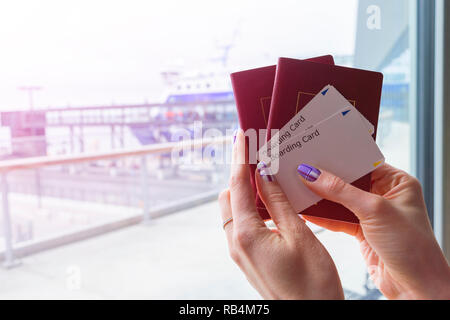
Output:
(297, 164), (321, 182)
(257, 161), (275, 182)
(232, 129), (238, 144)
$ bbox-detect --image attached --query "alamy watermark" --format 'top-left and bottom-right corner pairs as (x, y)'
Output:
(366, 5), (381, 30)
(169, 121), (280, 173)
(66, 265), (82, 291)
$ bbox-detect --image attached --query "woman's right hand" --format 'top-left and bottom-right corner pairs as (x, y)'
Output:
(298, 163), (450, 299)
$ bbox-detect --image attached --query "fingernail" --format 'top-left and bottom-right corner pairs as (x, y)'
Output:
(257, 161), (275, 182)
(232, 129), (238, 144)
(297, 164), (321, 182)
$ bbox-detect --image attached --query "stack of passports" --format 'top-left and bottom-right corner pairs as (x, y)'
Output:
(230, 56), (383, 224)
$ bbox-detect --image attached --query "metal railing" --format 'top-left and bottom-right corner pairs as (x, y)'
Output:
(0, 136), (231, 268)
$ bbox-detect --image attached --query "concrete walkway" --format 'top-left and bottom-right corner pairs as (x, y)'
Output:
(0, 200), (372, 299)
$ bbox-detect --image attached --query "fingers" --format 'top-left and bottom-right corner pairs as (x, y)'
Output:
(298, 164), (386, 224)
(255, 161), (306, 234)
(371, 163), (399, 181)
(302, 215), (364, 241)
(218, 189), (233, 244)
(370, 163), (412, 196)
(229, 129), (267, 230)
(218, 188), (257, 287)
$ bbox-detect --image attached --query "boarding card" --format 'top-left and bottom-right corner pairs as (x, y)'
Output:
(259, 85), (374, 161)
(265, 107), (384, 215)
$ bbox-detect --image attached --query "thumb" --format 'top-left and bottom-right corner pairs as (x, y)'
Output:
(255, 161), (306, 234)
(297, 164), (385, 223)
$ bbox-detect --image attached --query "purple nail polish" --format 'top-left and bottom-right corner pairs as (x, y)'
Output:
(297, 164), (321, 182)
(257, 161), (275, 182)
(232, 129), (238, 144)
(257, 161), (267, 170)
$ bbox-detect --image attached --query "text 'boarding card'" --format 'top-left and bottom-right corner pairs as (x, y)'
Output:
(259, 85), (374, 161)
(267, 107), (384, 215)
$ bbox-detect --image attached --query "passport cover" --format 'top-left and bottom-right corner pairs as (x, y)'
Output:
(230, 55), (335, 220)
(268, 57), (383, 223)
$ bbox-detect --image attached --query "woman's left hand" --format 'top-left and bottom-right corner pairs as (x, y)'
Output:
(218, 130), (344, 299)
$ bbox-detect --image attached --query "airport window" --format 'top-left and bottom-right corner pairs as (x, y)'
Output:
(0, 0), (445, 300)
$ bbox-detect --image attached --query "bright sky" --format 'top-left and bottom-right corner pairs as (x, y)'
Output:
(0, 0), (358, 110)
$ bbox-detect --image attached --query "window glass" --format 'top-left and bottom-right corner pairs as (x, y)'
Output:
(0, 0), (412, 299)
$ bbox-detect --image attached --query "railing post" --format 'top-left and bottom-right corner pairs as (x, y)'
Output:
(140, 155), (151, 223)
(35, 168), (42, 208)
(1, 173), (21, 268)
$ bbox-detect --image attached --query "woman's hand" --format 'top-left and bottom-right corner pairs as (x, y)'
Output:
(218, 130), (344, 299)
(298, 163), (450, 299)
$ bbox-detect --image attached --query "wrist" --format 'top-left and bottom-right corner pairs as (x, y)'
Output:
(401, 238), (450, 299)
(409, 260), (450, 300)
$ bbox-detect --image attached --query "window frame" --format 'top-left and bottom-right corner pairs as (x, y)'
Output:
(411, 0), (436, 225)
(433, 0), (450, 258)
(412, 0), (450, 258)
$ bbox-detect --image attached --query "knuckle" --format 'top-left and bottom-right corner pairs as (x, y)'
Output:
(228, 247), (240, 264)
(265, 189), (288, 204)
(233, 228), (254, 251)
(289, 221), (308, 240)
(218, 189), (229, 203)
(323, 175), (346, 194)
(407, 177), (423, 192)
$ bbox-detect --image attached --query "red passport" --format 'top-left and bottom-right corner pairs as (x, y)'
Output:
(267, 57), (383, 223)
(230, 55), (334, 220)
